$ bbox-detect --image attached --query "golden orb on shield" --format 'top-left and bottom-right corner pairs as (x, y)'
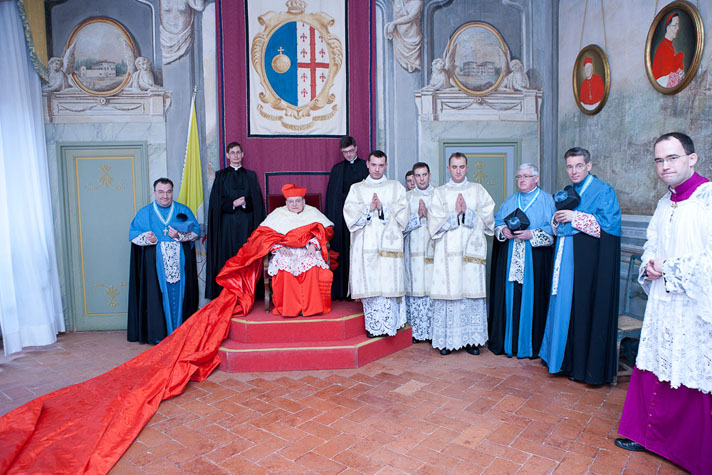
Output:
(271, 47), (291, 74)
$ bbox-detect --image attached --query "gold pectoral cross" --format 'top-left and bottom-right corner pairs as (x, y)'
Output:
(163, 227), (168, 236)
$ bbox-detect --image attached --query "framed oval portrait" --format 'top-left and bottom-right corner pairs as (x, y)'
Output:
(645, 1), (704, 94)
(572, 44), (610, 115)
(65, 17), (137, 96)
(445, 21), (510, 96)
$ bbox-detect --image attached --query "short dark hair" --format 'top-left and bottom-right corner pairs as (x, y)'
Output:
(153, 178), (173, 190)
(564, 147), (591, 163)
(339, 136), (356, 149)
(405, 170), (414, 179)
(448, 152), (467, 166)
(226, 141), (242, 153)
(412, 162), (430, 173)
(368, 150), (387, 162)
(655, 132), (695, 155)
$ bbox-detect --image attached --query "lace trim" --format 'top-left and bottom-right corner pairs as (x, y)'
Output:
(508, 239), (526, 283)
(572, 211), (600, 238)
(160, 241), (181, 284)
(551, 238), (565, 295)
(530, 228), (554, 247)
(268, 244), (329, 277)
(131, 232), (155, 246)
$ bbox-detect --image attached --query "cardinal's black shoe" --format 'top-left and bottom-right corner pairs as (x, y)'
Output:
(366, 331), (378, 338)
(439, 349), (451, 355)
(614, 438), (646, 452)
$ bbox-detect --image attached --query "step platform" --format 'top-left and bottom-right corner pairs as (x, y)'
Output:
(218, 300), (412, 372)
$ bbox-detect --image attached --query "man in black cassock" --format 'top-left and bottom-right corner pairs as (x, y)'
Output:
(205, 142), (265, 299)
(325, 136), (369, 300)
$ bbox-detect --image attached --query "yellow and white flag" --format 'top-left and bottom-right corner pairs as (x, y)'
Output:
(178, 94), (204, 222)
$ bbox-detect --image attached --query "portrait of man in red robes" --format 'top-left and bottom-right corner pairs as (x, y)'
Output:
(578, 56), (604, 110)
(652, 13), (685, 88)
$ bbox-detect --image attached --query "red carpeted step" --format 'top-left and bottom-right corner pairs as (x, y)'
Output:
(218, 326), (412, 372)
(228, 300), (365, 343)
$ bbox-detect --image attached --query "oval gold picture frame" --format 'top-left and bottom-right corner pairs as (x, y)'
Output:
(644, 1), (704, 95)
(572, 44), (611, 115)
(446, 21), (510, 97)
(65, 17), (137, 97)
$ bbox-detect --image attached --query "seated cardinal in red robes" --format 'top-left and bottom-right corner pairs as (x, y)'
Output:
(216, 184), (335, 317)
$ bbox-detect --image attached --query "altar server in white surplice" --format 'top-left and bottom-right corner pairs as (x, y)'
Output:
(344, 150), (409, 338)
(403, 162), (435, 343)
(428, 152), (495, 355)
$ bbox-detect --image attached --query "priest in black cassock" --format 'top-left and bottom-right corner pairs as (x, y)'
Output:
(205, 142), (265, 299)
(325, 136), (369, 300)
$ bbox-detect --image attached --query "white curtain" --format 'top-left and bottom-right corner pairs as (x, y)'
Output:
(0, 1), (65, 356)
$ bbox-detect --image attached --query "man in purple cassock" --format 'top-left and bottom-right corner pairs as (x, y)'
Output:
(616, 132), (711, 475)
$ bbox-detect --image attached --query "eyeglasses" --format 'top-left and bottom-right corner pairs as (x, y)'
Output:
(515, 174), (536, 180)
(341, 147), (357, 155)
(654, 154), (688, 166)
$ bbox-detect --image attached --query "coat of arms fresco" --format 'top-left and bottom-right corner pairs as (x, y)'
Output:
(248, 0), (347, 136)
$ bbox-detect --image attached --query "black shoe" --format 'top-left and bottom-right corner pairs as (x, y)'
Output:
(412, 337), (419, 344)
(366, 331), (378, 338)
(568, 376), (576, 381)
(614, 438), (646, 452)
(439, 349), (451, 355)
(466, 345), (480, 355)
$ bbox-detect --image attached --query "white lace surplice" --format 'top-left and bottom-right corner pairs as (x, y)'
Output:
(431, 298), (488, 350)
(405, 295), (433, 340)
(362, 296), (407, 336)
(267, 239), (328, 277)
(636, 183), (712, 394)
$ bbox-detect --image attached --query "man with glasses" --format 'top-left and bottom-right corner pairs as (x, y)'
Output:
(326, 136), (369, 300)
(616, 132), (711, 474)
(539, 147), (621, 384)
(205, 141), (265, 299)
(489, 163), (556, 359)
(128, 178), (199, 343)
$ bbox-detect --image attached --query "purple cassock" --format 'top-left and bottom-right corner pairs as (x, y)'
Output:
(618, 172), (712, 475)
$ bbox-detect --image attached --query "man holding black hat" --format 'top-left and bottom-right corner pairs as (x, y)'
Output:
(128, 178), (199, 343)
(539, 147), (621, 384)
(489, 163), (555, 358)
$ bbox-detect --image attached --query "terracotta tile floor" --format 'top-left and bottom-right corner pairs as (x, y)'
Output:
(0, 332), (686, 474)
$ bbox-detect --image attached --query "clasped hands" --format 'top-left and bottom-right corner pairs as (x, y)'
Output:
(369, 193), (383, 212)
(418, 199), (428, 219)
(232, 196), (246, 208)
(280, 243), (318, 258)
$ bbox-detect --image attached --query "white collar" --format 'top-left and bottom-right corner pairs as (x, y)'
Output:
(366, 175), (387, 184)
(446, 178), (468, 188)
(230, 165), (242, 171)
(414, 184), (433, 194)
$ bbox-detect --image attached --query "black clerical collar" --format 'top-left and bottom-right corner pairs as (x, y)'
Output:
(345, 157), (358, 164)
(230, 165), (242, 171)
